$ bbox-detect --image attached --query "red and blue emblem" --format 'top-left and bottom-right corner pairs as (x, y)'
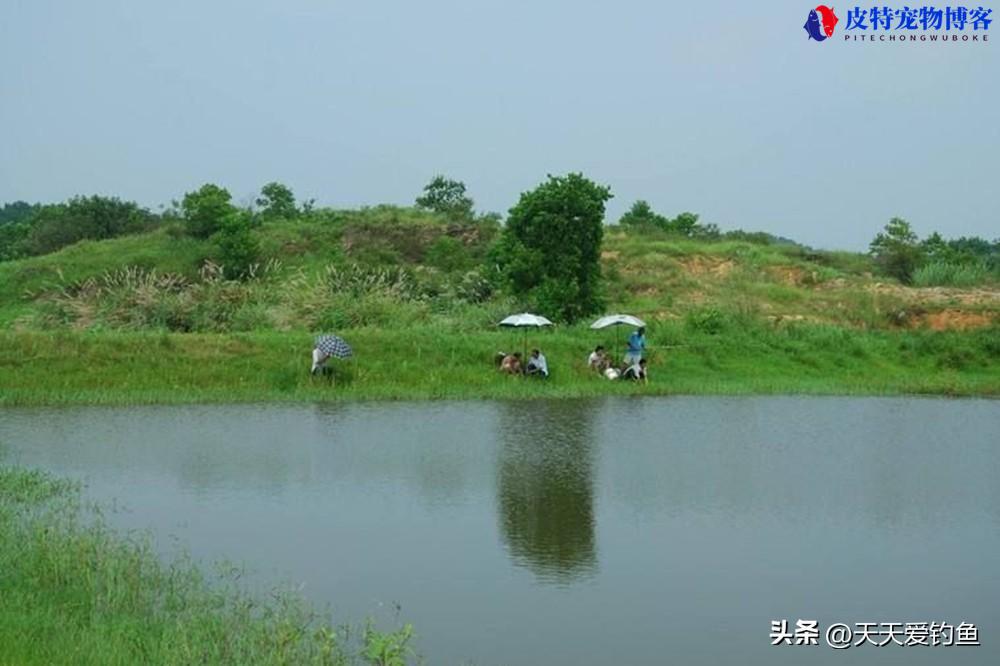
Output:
(804, 5), (840, 41)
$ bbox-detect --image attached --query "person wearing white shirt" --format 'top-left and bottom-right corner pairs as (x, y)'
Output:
(587, 345), (609, 372)
(311, 347), (330, 375)
(525, 349), (549, 378)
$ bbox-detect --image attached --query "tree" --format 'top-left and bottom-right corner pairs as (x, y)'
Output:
(619, 200), (667, 228)
(182, 184), (234, 239)
(213, 210), (260, 279)
(0, 201), (37, 227)
(415, 176), (474, 219)
(22, 196), (154, 256)
(869, 217), (924, 284)
(666, 211), (700, 236)
(494, 173), (612, 322)
(255, 182), (298, 220)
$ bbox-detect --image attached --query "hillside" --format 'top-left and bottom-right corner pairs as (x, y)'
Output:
(1, 207), (998, 405)
(0, 206), (997, 333)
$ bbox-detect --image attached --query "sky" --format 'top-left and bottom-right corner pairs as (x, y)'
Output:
(1, 0), (997, 250)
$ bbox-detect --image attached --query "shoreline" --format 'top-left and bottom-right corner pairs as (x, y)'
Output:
(2, 327), (997, 406)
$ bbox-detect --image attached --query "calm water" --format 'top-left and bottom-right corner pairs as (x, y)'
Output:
(1, 397), (998, 665)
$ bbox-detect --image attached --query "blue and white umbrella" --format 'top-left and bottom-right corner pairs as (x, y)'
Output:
(315, 334), (353, 359)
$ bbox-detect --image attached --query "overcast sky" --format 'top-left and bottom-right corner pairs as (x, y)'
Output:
(1, 0), (996, 249)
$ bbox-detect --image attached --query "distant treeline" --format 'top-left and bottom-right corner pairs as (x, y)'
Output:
(2, 179), (998, 291)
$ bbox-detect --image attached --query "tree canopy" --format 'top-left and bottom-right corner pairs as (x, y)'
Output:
(415, 176), (474, 220)
(493, 173), (612, 322)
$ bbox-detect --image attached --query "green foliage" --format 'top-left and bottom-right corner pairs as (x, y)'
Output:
(0, 465), (419, 665)
(495, 173), (612, 322)
(921, 231), (1000, 273)
(869, 217), (925, 284)
(0, 201), (38, 226)
(256, 181), (298, 220)
(183, 184), (235, 239)
(619, 200), (668, 228)
(10, 196), (156, 258)
(913, 261), (990, 287)
(34, 264), (278, 333)
(668, 211), (700, 236)
(685, 307), (729, 335)
(0, 219), (31, 261)
(362, 622), (415, 666)
(213, 211), (261, 279)
(618, 201), (710, 239)
(425, 235), (472, 272)
(415, 175), (474, 219)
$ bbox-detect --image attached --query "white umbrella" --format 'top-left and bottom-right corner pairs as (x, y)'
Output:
(590, 314), (646, 357)
(590, 314), (646, 330)
(499, 312), (553, 361)
(499, 313), (555, 328)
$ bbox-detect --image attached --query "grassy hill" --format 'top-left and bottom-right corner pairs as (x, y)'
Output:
(1, 206), (998, 404)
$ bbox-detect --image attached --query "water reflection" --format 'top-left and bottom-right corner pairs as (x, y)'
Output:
(496, 399), (598, 584)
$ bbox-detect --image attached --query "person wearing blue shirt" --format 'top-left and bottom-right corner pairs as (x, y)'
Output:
(624, 327), (646, 365)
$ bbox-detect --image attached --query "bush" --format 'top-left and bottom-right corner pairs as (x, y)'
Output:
(869, 217), (924, 284)
(685, 307), (729, 335)
(425, 236), (473, 272)
(182, 184), (235, 239)
(213, 212), (260, 280)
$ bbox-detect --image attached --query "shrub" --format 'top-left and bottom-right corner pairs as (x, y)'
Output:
(425, 236), (473, 272)
(182, 184), (235, 239)
(213, 212), (260, 280)
(869, 217), (924, 284)
(685, 307), (728, 335)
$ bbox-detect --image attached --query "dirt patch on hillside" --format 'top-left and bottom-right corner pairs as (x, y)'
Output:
(680, 257), (734, 278)
(914, 309), (995, 331)
(764, 265), (825, 287)
(865, 283), (1000, 306)
(601, 250), (620, 261)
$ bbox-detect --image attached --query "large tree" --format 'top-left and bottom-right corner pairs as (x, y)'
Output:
(494, 173), (612, 322)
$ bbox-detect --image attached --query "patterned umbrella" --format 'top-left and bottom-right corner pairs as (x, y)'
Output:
(315, 334), (353, 359)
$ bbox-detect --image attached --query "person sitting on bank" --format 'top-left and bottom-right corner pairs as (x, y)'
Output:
(624, 326), (646, 366)
(622, 358), (648, 384)
(525, 349), (549, 378)
(311, 347), (331, 375)
(500, 352), (523, 375)
(588, 345), (609, 372)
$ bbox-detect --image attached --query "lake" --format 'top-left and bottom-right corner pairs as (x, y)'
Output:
(1, 397), (998, 665)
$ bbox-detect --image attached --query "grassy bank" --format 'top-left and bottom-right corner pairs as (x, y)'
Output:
(1, 211), (996, 404)
(0, 465), (415, 665)
(2, 321), (998, 406)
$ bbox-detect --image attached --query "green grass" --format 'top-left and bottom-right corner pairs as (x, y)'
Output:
(1, 214), (997, 404)
(1, 322), (997, 406)
(0, 465), (416, 665)
(912, 261), (993, 287)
